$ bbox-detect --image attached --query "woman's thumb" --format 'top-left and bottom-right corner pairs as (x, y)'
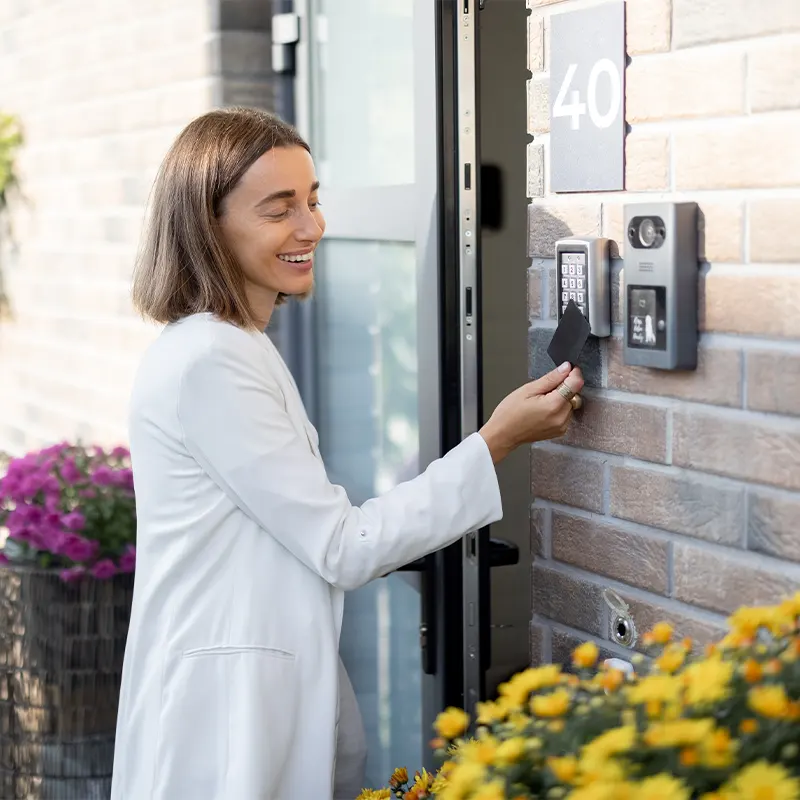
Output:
(529, 362), (571, 395)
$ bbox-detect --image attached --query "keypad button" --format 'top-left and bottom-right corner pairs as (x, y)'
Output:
(568, 265), (576, 276)
(561, 291), (569, 302)
(569, 291), (577, 302)
(569, 278), (576, 289)
(561, 278), (569, 289)
(576, 278), (585, 290)
(576, 264), (584, 276)
(577, 291), (585, 303)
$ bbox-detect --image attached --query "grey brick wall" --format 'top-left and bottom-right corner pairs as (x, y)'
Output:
(527, 0), (800, 664)
(0, 0), (276, 454)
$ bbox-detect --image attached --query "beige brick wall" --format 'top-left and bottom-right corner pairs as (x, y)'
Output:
(527, 0), (800, 665)
(0, 0), (273, 455)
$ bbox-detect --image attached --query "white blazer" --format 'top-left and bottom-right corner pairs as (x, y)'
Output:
(110, 313), (503, 800)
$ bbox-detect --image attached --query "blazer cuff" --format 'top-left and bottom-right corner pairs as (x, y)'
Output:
(452, 432), (504, 530)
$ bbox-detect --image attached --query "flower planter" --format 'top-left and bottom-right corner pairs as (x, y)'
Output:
(0, 566), (133, 799)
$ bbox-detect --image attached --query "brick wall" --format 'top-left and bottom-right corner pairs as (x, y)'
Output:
(526, 0), (800, 666)
(0, 0), (274, 455)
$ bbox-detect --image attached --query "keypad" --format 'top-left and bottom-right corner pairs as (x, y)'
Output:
(558, 252), (589, 320)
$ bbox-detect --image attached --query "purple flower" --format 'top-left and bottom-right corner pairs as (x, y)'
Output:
(60, 565), (85, 583)
(61, 534), (99, 563)
(91, 466), (113, 486)
(110, 446), (130, 460)
(62, 511), (86, 531)
(59, 457), (82, 484)
(0, 553), (9, 565)
(118, 545), (136, 573)
(90, 559), (117, 580)
(112, 468), (134, 492)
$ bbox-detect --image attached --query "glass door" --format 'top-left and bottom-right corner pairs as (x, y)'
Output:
(279, 0), (446, 785)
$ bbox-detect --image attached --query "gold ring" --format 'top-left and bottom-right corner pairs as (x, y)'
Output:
(570, 394), (583, 410)
(557, 383), (576, 402)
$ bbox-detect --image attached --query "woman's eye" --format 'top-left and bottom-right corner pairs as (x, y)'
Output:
(309, 200), (321, 210)
(265, 209), (289, 220)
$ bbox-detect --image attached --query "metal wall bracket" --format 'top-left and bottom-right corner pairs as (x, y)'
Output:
(271, 12), (301, 75)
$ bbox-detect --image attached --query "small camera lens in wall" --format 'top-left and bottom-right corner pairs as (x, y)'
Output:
(628, 216), (666, 250)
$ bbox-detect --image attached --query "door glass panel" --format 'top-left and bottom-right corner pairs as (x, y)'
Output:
(311, 0), (414, 188)
(314, 240), (421, 784)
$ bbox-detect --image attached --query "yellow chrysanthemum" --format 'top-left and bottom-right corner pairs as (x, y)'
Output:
(390, 767), (408, 787)
(598, 668), (625, 693)
(356, 790), (391, 800)
(435, 707), (470, 739)
(566, 782), (625, 800)
(548, 755), (579, 784)
(627, 674), (682, 706)
(437, 762), (486, 800)
(633, 773), (691, 800)
(582, 725), (636, 762)
(495, 737), (526, 766)
(728, 605), (793, 638)
(700, 728), (737, 769)
(723, 760), (800, 800)
(472, 780), (506, 800)
(649, 622), (675, 645)
(655, 645), (686, 675)
(531, 688), (571, 718)
(572, 641), (600, 669)
(498, 664), (562, 706)
(748, 684), (791, 719)
(643, 718), (715, 748)
(475, 699), (509, 726)
(457, 736), (498, 766)
(683, 657), (734, 705)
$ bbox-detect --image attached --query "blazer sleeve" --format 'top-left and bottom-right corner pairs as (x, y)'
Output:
(177, 333), (503, 591)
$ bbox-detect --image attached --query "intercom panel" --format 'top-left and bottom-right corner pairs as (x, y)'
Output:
(623, 202), (699, 371)
(555, 237), (611, 338)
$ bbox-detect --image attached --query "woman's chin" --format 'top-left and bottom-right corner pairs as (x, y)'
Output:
(280, 273), (315, 299)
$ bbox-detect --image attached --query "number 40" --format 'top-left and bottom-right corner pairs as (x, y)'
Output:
(552, 59), (621, 130)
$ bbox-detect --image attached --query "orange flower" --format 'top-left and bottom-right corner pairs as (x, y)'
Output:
(600, 669), (625, 693)
(740, 718), (759, 735)
(764, 658), (783, 676)
(572, 641), (600, 669)
(680, 748), (699, 767)
(649, 622), (674, 645)
(742, 659), (763, 683)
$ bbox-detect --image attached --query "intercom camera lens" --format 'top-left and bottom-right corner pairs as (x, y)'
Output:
(638, 218), (657, 248)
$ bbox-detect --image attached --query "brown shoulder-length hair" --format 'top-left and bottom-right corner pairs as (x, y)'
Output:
(132, 107), (310, 329)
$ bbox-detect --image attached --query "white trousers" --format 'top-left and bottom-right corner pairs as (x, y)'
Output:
(333, 660), (368, 800)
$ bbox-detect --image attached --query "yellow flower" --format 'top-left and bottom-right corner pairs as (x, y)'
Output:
(473, 780), (506, 800)
(598, 668), (625, 693)
(700, 728), (737, 769)
(572, 641), (600, 669)
(683, 657), (734, 706)
(390, 767), (409, 787)
(356, 791), (391, 800)
(567, 782), (625, 800)
(650, 622), (675, 645)
(475, 699), (509, 726)
(633, 774), (691, 800)
(457, 736), (498, 766)
(548, 755), (579, 784)
(723, 760), (800, 800)
(495, 737), (525, 766)
(627, 674), (682, 706)
(435, 707), (470, 739)
(437, 762), (486, 800)
(728, 605), (792, 638)
(748, 684), (791, 719)
(740, 718), (759, 735)
(582, 725), (636, 762)
(742, 659), (764, 683)
(643, 718), (715, 748)
(656, 645), (686, 674)
(531, 687), (571, 718)
(499, 664), (562, 706)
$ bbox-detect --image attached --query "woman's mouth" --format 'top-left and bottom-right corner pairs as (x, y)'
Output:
(278, 250), (314, 264)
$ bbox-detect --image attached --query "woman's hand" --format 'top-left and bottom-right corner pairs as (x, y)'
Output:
(479, 362), (584, 465)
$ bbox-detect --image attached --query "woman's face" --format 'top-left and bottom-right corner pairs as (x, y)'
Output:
(218, 145), (325, 313)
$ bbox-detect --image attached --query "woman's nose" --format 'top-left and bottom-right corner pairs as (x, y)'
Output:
(296, 207), (325, 242)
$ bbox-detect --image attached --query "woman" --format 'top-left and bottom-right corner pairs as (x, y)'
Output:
(111, 107), (584, 800)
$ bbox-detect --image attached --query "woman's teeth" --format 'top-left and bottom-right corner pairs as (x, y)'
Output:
(278, 253), (313, 263)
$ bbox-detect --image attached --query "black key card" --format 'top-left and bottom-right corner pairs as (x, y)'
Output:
(547, 300), (591, 368)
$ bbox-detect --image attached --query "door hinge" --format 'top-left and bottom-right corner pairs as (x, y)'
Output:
(271, 12), (300, 75)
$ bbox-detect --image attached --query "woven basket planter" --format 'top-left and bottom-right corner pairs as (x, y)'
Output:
(0, 566), (133, 799)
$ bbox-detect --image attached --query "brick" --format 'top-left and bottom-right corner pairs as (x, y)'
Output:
(625, 0), (672, 55)
(531, 505), (549, 558)
(528, 203), (601, 258)
(703, 272), (800, 338)
(674, 0), (800, 48)
(749, 36), (800, 112)
(627, 50), (745, 123)
(674, 543), (800, 615)
(528, 267), (544, 319)
(617, 594), (727, 650)
(552, 629), (619, 669)
(562, 397), (668, 463)
(747, 350), (800, 417)
(527, 14), (544, 73)
(607, 338), (742, 407)
(698, 202), (745, 263)
(675, 116), (800, 190)
(527, 142), (545, 198)
(673, 408), (800, 491)
(530, 622), (546, 667)
(527, 76), (549, 134)
(749, 200), (800, 262)
(532, 564), (605, 636)
(552, 512), (670, 593)
(530, 447), (605, 512)
(529, 327), (604, 389)
(609, 465), (745, 545)
(748, 490), (800, 562)
(625, 132), (670, 192)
